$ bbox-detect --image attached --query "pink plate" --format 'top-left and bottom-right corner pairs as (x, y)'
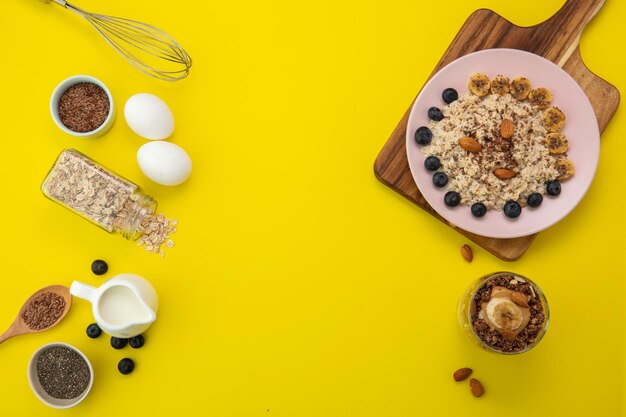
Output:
(406, 49), (600, 239)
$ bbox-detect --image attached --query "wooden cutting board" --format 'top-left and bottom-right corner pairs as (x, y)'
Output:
(373, 0), (620, 261)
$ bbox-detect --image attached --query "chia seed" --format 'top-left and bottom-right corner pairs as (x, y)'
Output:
(37, 346), (91, 399)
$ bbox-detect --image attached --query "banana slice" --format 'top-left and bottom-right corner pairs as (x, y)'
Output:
(485, 298), (524, 331)
(528, 87), (553, 109)
(490, 74), (510, 95)
(479, 286), (531, 340)
(542, 107), (566, 132)
(510, 77), (531, 100)
(468, 73), (491, 97)
(556, 157), (575, 181)
(544, 133), (569, 155)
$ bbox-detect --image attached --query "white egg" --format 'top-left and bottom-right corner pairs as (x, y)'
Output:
(137, 141), (192, 186)
(124, 93), (174, 140)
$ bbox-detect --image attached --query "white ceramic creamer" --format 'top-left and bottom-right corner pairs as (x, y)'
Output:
(70, 273), (158, 338)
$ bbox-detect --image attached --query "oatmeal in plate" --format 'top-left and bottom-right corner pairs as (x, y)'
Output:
(416, 72), (575, 219)
(425, 92), (559, 209)
(405, 48), (601, 239)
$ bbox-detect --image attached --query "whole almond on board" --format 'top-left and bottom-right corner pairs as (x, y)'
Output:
(460, 245), (473, 262)
(510, 292), (529, 307)
(500, 118), (515, 139)
(459, 136), (482, 152)
(469, 378), (485, 398)
(453, 368), (473, 382)
(494, 168), (516, 180)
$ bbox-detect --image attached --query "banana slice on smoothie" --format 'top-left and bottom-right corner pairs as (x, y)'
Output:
(480, 286), (530, 341)
(486, 298), (524, 330)
(468, 73), (491, 97)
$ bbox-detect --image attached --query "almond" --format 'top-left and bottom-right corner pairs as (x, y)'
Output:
(469, 378), (485, 398)
(459, 136), (482, 152)
(494, 168), (516, 180)
(500, 118), (515, 139)
(460, 244), (473, 262)
(510, 291), (529, 307)
(453, 368), (473, 382)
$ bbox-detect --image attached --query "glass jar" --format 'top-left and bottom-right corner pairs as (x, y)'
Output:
(457, 272), (550, 355)
(41, 149), (157, 240)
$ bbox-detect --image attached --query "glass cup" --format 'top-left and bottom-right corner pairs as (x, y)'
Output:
(458, 272), (550, 355)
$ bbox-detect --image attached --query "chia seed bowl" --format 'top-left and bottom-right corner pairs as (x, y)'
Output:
(28, 342), (94, 408)
(50, 75), (116, 138)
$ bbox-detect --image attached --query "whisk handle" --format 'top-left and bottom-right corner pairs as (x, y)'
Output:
(40, 0), (68, 6)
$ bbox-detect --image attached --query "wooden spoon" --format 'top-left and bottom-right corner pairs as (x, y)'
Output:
(0, 285), (72, 344)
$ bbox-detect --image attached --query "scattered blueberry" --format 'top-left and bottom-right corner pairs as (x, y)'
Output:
(91, 259), (108, 276)
(129, 335), (145, 349)
(427, 106), (444, 121)
(471, 202), (487, 218)
(432, 172), (448, 188)
(414, 126), (433, 146)
(424, 156), (441, 171)
(444, 191), (461, 207)
(546, 180), (561, 196)
(527, 193), (543, 208)
(503, 201), (522, 218)
(86, 323), (102, 339)
(442, 88), (459, 104)
(118, 358), (135, 375)
(111, 337), (128, 350)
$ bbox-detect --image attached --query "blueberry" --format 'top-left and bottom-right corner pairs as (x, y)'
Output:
(424, 156), (441, 171)
(91, 259), (108, 276)
(527, 193), (543, 208)
(414, 126), (432, 146)
(129, 334), (145, 349)
(444, 191), (461, 207)
(546, 180), (561, 196)
(471, 202), (487, 218)
(111, 337), (128, 349)
(442, 88), (459, 104)
(86, 323), (102, 339)
(118, 358), (135, 375)
(427, 107), (444, 121)
(432, 172), (448, 188)
(503, 201), (522, 218)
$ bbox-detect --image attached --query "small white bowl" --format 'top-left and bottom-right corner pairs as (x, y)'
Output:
(50, 75), (116, 138)
(28, 342), (94, 409)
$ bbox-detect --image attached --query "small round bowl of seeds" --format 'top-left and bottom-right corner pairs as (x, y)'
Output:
(50, 75), (115, 138)
(28, 342), (94, 409)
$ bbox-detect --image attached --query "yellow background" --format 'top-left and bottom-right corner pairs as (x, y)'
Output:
(1, 0), (624, 415)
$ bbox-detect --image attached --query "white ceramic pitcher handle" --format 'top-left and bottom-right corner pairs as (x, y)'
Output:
(70, 281), (97, 302)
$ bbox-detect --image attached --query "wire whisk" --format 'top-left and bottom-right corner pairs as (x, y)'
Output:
(42, 0), (192, 81)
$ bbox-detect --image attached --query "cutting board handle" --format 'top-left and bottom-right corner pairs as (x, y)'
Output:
(538, 0), (605, 65)
(550, 0), (605, 27)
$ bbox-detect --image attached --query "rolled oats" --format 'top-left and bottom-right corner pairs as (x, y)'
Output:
(42, 149), (177, 257)
(422, 93), (560, 209)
